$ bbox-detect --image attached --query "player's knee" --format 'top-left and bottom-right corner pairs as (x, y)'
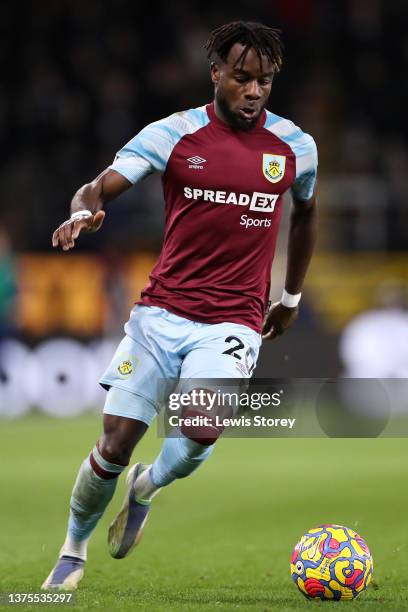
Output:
(180, 409), (224, 445)
(179, 387), (233, 445)
(97, 437), (132, 466)
(99, 412), (148, 465)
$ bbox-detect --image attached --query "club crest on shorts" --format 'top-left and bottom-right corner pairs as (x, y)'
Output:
(117, 359), (134, 377)
(262, 154), (286, 183)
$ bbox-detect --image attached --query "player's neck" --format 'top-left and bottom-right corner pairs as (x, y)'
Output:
(213, 99), (230, 126)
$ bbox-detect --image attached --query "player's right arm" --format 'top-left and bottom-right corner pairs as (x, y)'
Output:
(53, 108), (207, 251)
(52, 113), (176, 251)
(52, 169), (131, 251)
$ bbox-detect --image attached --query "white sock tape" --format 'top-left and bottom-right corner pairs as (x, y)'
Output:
(281, 289), (301, 308)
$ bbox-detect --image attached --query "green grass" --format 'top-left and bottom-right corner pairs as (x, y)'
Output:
(1, 414), (408, 610)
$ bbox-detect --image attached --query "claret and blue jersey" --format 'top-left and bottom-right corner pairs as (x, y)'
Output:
(110, 102), (318, 333)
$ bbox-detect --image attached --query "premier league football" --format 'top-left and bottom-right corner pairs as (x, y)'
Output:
(291, 525), (373, 600)
(1, 1), (407, 610)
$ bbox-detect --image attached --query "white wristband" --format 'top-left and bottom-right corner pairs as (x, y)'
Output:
(281, 289), (301, 308)
(70, 210), (93, 221)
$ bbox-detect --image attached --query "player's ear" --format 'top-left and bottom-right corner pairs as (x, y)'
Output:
(210, 61), (220, 85)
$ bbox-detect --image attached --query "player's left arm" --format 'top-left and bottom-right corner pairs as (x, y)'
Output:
(262, 191), (317, 340)
(263, 130), (318, 341)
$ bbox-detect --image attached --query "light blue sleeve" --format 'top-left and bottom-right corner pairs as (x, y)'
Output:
(109, 107), (209, 184)
(290, 132), (318, 202)
(264, 112), (318, 202)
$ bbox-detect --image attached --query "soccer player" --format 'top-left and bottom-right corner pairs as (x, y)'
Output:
(42, 21), (317, 590)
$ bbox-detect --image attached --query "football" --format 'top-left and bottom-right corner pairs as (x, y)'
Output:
(290, 524), (373, 600)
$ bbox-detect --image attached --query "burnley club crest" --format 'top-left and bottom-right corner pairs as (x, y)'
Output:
(263, 154), (286, 183)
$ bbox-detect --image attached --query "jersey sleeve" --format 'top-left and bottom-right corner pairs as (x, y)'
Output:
(109, 121), (176, 184)
(290, 132), (318, 202)
(109, 107), (209, 185)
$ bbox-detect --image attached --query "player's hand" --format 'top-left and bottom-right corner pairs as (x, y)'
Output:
(52, 210), (105, 251)
(262, 301), (298, 341)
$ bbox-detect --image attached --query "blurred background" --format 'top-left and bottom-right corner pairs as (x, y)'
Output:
(1, 0), (408, 417)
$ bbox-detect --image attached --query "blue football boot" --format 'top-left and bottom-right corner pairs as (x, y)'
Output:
(108, 463), (151, 559)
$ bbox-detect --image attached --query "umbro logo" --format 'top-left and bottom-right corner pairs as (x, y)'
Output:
(187, 156), (206, 169)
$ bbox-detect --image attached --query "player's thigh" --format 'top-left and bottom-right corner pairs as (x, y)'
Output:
(99, 328), (179, 423)
(180, 322), (261, 388)
(178, 324), (260, 421)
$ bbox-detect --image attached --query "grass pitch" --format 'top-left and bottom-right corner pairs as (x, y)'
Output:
(1, 413), (408, 611)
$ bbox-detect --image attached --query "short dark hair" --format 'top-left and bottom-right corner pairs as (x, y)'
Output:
(204, 20), (283, 73)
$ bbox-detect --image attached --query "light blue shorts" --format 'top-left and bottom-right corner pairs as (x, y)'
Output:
(100, 305), (262, 425)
